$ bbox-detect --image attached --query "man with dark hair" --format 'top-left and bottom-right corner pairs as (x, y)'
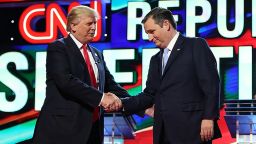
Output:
(119, 7), (221, 144)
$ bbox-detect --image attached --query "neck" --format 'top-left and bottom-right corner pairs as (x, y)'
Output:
(71, 32), (89, 44)
(170, 30), (177, 40)
(164, 30), (176, 46)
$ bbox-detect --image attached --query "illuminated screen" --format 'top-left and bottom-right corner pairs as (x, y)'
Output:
(0, 0), (255, 143)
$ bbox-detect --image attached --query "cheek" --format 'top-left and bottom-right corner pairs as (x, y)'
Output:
(85, 27), (91, 31)
(84, 27), (90, 31)
(80, 25), (89, 32)
(154, 34), (161, 41)
(76, 26), (84, 32)
(153, 32), (161, 39)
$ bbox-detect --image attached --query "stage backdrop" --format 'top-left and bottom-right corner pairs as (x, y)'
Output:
(0, 0), (255, 143)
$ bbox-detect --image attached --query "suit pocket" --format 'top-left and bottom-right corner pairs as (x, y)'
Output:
(51, 109), (76, 134)
(182, 102), (203, 111)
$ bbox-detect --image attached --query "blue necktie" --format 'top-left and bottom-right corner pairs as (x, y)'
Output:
(162, 48), (169, 74)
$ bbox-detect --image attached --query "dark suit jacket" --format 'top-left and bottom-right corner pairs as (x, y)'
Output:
(32, 35), (129, 144)
(122, 34), (221, 144)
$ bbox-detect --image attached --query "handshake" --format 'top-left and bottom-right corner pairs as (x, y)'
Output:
(100, 92), (123, 112)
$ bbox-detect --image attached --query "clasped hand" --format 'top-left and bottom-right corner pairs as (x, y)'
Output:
(100, 92), (122, 112)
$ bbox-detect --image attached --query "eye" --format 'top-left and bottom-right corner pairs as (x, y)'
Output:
(148, 30), (155, 34)
(86, 22), (92, 26)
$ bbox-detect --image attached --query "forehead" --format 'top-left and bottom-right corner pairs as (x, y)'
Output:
(143, 18), (160, 31)
(79, 14), (97, 22)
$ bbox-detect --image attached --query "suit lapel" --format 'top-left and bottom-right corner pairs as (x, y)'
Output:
(64, 35), (86, 66)
(87, 45), (101, 65)
(162, 34), (185, 77)
(159, 49), (164, 75)
(87, 45), (104, 91)
(64, 35), (93, 87)
(64, 35), (104, 91)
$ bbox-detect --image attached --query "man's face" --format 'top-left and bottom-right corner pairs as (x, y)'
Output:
(71, 14), (97, 44)
(143, 17), (171, 49)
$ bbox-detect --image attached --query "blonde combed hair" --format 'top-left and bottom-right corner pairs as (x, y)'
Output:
(66, 5), (98, 32)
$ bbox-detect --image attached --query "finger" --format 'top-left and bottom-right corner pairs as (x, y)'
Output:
(204, 128), (209, 141)
(103, 105), (110, 111)
(115, 99), (121, 111)
(208, 127), (213, 140)
(205, 127), (212, 141)
(104, 108), (110, 112)
(107, 107), (113, 112)
(101, 103), (107, 108)
(108, 98), (115, 107)
(201, 129), (207, 142)
(111, 97), (119, 110)
(200, 130), (204, 142)
(206, 128), (211, 141)
(211, 128), (214, 138)
(110, 99), (117, 111)
(118, 100), (122, 110)
(200, 129), (203, 141)
(113, 100), (120, 111)
(112, 101), (117, 111)
(206, 126), (213, 141)
(205, 128), (211, 141)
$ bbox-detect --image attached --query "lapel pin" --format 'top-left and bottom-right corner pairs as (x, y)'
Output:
(177, 48), (180, 51)
(95, 53), (98, 57)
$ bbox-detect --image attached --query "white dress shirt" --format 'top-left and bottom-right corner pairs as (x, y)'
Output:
(70, 34), (99, 84)
(70, 34), (104, 105)
(162, 32), (180, 67)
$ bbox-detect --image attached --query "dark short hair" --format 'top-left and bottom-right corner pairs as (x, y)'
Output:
(141, 7), (177, 29)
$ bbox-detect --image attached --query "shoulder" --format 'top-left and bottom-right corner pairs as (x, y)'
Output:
(48, 38), (66, 47)
(88, 45), (104, 60)
(89, 45), (103, 57)
(151, 51), (161, 60)
(182, 36), (209, 50)
(188, 36), (207, 45)
(147, 51), (161, 65)
(46, 37), (70, 52)
(90, 45), (101, 53)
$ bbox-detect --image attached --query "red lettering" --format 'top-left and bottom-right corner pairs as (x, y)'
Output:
(19, 1), (102, 44)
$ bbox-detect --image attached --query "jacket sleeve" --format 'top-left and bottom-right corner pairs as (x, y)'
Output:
(121, 56), (156, 115)
(46, 41), (102, 108)
(192, 38), (220, 119)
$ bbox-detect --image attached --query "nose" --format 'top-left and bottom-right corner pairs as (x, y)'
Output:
(91, 22), (96, 30)
(148, 34), (153, 41)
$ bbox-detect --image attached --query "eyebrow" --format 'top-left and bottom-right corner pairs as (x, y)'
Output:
(146, 29), (154, 34)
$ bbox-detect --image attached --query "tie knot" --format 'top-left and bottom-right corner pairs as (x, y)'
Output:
(82, 44), (87, 50)
(164, 48), (169, 54)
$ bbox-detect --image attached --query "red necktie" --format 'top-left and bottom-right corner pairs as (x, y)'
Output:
(82, 44), (99, 122)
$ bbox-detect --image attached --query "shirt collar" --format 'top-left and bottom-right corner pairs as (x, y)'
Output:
(166, 32), (179, 51)
(70, 33), (84, 49)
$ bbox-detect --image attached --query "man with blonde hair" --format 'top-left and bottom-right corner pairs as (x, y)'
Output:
(33, 5), (126, 144)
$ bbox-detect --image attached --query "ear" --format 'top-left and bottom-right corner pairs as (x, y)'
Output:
(162, 20), (170, 30)
(70, 23), (77, 33)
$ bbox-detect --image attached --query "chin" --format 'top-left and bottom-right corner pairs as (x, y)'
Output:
(156, 44), (163, 49)
(155, 43), (160, 47)
(87, 37), (93, 41)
